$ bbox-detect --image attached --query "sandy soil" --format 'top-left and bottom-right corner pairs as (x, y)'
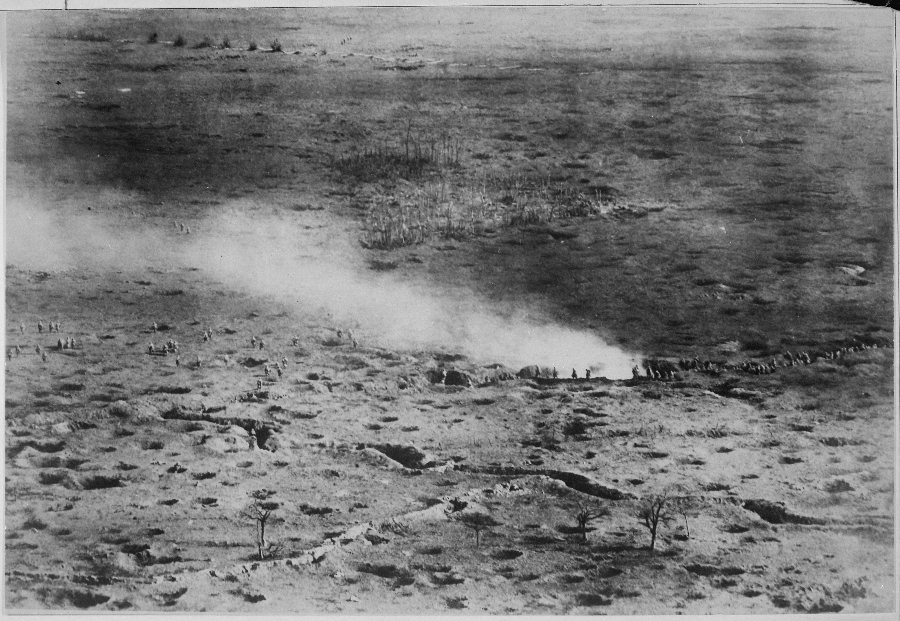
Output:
(4, 6), (896, 614)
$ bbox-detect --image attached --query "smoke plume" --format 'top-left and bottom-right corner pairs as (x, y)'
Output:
(5, 196), (638, 379)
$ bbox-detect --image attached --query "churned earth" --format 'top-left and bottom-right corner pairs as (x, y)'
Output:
(4, 6), (895, 614)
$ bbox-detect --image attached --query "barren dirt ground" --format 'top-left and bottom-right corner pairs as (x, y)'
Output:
(4, 7), (896, 614)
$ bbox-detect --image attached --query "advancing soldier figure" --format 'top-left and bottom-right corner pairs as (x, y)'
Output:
(571, 368), (578, 379)
(19, 323), (25, 335)
(256, 379), (262, 390)
(585, 369), (591, 379)
(57, 338), (63, 350)
(292, 337), (299, 346)
(336, 328), (343, 339)
(41, 352), (48, 362)
(276, 367), (282, 378)
(15, 345), (21, 356)
(552, 367), (558, 379)
(251, 336), (257, 348)
(259, 340), (264, 350)
(153, 322), (158, 332)
(175, 356), (180, 367)
(35, 345), (41, 355)
(38, 321), (44, 334)
(70, 338), (76, 349)
(196, 355), (202, 368)
(632, 365), (641, 379)
(7, 350), (12, 361)
(352, 338), (359, 349)
(281, 357), (288, 368)
(149, 342), (155, 354)
(264, 365), (270, 377)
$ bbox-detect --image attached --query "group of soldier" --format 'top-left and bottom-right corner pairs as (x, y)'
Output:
(256, 357), (290, 390)
(7, 320), (72, 362)
(335, 327), (359, 349)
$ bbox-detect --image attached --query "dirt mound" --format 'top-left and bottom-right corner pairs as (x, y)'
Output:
(104, 400), (163, 422)
(742, 499), (824, 525)
(517, 365), (550, 379)
(367, 444), (437, 469)
(444, 369), (474, 387)
(356, 447), (406, 469)
(479, 367), (517, 383)
(240, 357), (268, 368)
(42, 588), (110, 609)
(38, 469), (83, 489)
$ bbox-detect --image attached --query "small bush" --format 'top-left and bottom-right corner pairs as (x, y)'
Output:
(248, 40), (258, 51)
(563, 419), (589, 437)
(270, 38), (283, 52)
(195, 36), (214, 49)
(221, 36), (231, 49)
(22, 515), (48, 530)
(39, 471), (70, 485)
(173, 34), (186, 47)
(81, 475), (124, 490)
(70, 30), (110, 42)
(147, 32), (158, 44)
(824, 479), (854, 493)
(456, 512), (501, 547)
(706, 424), (728, 439)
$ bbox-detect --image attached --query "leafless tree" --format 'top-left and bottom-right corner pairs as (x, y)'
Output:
(575, 503), (609, 541)
(244, 489), (282, 560)
(638, 491), (675, 551)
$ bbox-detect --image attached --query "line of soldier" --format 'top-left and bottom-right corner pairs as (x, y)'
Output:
(20, 321), (63, 334)
(636, 341), (890, 381)
(821, 343), (883, 359)
(148, 339), (179, 355)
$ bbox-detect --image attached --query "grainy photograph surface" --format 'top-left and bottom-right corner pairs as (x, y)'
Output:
(3, 4), (896, 614)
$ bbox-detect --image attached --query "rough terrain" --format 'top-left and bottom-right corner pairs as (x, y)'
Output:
(4, 6), (895, 614)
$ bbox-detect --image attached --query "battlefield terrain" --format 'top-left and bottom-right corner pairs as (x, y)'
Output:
(4, 7), (896, 614)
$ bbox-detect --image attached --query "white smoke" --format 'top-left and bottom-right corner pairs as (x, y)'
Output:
(5, 197), (639, 379)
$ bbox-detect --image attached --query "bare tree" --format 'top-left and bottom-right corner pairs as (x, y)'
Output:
(457, 512), (501, 547)
(244, 489), (282, 560)
(637, 491), (675, 551)
(575, 503), (609, 541)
